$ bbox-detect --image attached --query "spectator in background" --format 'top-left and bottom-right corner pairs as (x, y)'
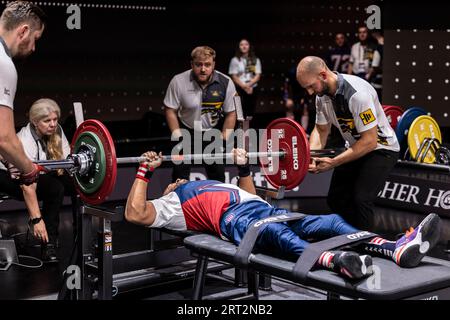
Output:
(370, 31), (384, 100)
(229, 39), (262, 121)
(283, 65), (315, 134)
(324, 32), (359, 145)
(326, 33), (351, 73)
(348, 26), (381, 84)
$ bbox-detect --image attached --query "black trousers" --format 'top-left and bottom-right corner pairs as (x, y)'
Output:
(236, 86), (258, 119)
(327, 149), (399, 230)
(171, 125), (225, 183)
(0, 171), (76, 243)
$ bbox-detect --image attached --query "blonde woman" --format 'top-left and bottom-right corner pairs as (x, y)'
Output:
(0, 98), (75, 262)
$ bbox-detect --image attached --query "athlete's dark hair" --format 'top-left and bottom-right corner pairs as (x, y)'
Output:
(235, 38), (257, 66)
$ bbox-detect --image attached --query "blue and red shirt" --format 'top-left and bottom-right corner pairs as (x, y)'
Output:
(148, 180), (267, 237)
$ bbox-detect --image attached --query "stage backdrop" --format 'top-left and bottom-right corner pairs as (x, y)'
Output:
(6, 0), (378, 125)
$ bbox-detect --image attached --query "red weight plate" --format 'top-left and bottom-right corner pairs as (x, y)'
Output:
(259, 118), (309, 190)
(71, 119), (117, 205)
(382, 105), (404, 130)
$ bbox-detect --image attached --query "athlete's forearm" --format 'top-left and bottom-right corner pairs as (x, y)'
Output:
(20, 184), (41, 219)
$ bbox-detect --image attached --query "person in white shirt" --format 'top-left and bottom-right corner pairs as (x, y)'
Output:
(164, 46), (237, 183)
(0, 98), (76, 262)
(229, 39), (262, 120)
(0, 1), (46, 185)
(297, 56), (399, 230)
(348, 26), (381, 82)
(125, 149), (441, 280)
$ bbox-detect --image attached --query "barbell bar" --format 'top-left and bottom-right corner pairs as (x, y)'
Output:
(115, 151), (287, 165)
(35, 148), (335, 175)
(35, 158), (76, 171)
(36, 149), (335, 173)
(30, 118), (338, 205)
(36, 151), (287, 174)
(115, 150), (336, 164)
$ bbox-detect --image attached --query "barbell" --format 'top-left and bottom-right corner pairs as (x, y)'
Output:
(33, 118), (338, 205)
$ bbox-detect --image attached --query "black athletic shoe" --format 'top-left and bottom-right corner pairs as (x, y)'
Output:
(393, 213), (441, 268)
(333, 251), (373, 280)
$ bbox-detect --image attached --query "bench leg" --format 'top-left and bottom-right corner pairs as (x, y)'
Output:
(192, 255), (208, 300)
(247, 271), (259, 300)
(259, 273), (272, 291)
(234, 268), (249, 287)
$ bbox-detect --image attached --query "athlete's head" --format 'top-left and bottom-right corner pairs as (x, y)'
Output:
(163, 179), (188, 196)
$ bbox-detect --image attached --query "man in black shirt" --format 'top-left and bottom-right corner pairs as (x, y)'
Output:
(326, 33), (351, 74)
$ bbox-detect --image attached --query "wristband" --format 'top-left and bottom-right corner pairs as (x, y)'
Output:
(237, 163), (251, 178)
(135, 163), (154, 183)
(20, 164), (42, 185)
(29, 217), (42, 225)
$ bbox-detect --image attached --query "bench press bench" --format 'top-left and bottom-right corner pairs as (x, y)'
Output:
(184, 214), (450, 300)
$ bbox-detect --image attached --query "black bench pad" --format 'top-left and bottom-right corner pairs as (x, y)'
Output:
(184, 234), (450, 300)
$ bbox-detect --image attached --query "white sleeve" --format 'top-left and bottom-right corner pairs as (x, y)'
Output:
(148, 192), (186, 230)
(255, 58), (262, 74)
(163, 76), (180, 110)
(315, 97), (329, 125)
(0, 60), (16, 109)
(222, 79), (237, 113)
(228, 57), (240, 75)
(350, 92), (378, 133)
(349, 44), (357, 64)
(372, 49), (381, 67)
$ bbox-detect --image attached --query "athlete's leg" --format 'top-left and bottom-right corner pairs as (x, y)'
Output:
(289, 213), (359, 240)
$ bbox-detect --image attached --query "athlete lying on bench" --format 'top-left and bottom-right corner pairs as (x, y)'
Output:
(125, 148), (441, 280)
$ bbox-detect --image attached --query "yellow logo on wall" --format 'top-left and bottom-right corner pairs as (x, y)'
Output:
(359, 109), (376, 125)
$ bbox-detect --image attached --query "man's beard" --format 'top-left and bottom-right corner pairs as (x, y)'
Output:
(15, 41), (31, 59)
(317, 80), (331, 97)
(196, 73), (210, 85)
